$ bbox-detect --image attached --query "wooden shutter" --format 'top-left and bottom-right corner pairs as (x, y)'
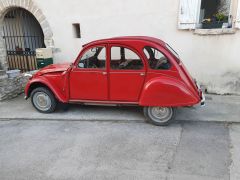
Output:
(236, 0), (240, 28)
(178, 0), (200, 29)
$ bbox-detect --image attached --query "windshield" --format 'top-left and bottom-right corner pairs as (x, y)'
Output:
(166, 44), (180, 63)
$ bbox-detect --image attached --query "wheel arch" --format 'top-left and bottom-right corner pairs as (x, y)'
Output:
(26, 78), (68, 103)
(27, 82), (51, 98)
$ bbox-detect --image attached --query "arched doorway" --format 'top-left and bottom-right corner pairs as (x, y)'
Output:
(2, 8), (45, 71)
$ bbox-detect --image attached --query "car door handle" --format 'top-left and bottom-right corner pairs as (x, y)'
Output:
(140, 73), (145, 76)
(102, 72), (107, 75)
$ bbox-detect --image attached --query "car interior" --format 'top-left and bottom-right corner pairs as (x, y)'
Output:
(110, 47), (143, 70)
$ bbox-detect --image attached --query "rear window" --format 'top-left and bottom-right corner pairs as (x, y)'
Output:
(143, 46), (171, 70)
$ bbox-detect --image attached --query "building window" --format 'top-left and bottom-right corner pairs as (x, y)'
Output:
(178, 0), (240, 30)
(200, 0), (231, 29)
(72, 23), (81, 38)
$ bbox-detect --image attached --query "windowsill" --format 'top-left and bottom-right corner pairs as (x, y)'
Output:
(194, 28), (236, 35)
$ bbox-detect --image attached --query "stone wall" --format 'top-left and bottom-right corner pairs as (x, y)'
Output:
(0, 72), (30, 101)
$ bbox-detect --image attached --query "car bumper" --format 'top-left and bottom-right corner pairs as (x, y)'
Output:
(200, 91), (205, 106)
(195, 80), (205, 107)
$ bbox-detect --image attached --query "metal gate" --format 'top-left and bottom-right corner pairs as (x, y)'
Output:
(2, 8), (45, 72)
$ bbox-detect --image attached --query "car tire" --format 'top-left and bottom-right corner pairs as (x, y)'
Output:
(143, 106), (176, 126)
(31, 87), (57, 113)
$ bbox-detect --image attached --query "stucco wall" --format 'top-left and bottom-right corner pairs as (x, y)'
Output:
(12, 0), (240, 94)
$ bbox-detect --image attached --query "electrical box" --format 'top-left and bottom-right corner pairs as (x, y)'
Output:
(36, 48), (53, 69)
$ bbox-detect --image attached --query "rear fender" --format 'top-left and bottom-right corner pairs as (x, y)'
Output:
(139, 77), (200, 107)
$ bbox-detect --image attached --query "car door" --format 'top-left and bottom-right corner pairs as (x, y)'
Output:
(69, 45), (108, 101)
(109, 45), (146, 102)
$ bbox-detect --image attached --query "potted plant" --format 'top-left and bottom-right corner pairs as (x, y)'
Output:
(202, 12), (228, 29)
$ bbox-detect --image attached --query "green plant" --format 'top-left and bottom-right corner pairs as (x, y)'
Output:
(215, 12), (227, 22)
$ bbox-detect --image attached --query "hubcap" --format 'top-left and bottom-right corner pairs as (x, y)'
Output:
(149, 107), (173, 123)
(33, 92), (51, 111)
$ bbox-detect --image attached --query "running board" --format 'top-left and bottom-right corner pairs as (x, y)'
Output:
(69, 100), (138, 106)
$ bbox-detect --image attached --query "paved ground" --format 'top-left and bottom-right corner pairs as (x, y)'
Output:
(0, 94), (239, 123)
(0, 120), (239, 180)
(0, 94), (239, 180)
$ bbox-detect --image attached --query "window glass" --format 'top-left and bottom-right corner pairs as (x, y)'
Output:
(143, 46), (171, 70)
(111, 46), (143, 70)
(78, 46), (106, 69)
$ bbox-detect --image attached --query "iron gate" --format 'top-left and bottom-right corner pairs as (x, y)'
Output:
(2, 8), (45, 72)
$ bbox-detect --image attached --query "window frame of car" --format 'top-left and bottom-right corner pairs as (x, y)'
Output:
(109, 44), (146, 72)
(74, 44), (107, 71)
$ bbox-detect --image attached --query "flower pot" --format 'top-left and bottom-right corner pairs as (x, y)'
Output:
(202, 22), (224, 29)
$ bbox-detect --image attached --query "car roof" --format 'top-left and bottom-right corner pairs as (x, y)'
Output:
(83, 36), (166, 47)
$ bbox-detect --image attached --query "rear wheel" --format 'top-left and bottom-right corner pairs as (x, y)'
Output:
(144, 106), (175, 126)
(31, 87), (57, 113)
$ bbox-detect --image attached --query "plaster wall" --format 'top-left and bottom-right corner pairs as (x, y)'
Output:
(1, 0), (240, 94)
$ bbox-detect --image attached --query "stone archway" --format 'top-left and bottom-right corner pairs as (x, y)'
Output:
(0, 0), (53, 70)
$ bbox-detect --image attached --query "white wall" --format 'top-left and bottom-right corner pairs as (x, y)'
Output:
(34, 0), (240, 95)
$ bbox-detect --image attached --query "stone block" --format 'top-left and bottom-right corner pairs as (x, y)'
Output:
(0, 72), (30, 101)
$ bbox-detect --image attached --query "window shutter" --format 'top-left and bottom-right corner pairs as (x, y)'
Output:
(178, 0), (200, 29)
(236, 0), (240, 28)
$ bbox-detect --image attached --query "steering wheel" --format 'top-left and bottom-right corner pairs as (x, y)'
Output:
(119, 61), (129, 69)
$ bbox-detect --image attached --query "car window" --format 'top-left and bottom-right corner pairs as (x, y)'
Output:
(78, 46), (106, 69)
(143, 46), (171, 70)
(111, 46), (143, 70)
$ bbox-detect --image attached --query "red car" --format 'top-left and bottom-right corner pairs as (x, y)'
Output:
(25, 36), (205, 126)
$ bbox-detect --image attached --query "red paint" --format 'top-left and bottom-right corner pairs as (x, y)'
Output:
(25, 36), (203, 107)
(70, 69), (108, 100)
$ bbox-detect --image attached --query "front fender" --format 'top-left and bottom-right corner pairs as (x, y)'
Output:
(139, 77), (200, 107)
(25, 76), (68, 103)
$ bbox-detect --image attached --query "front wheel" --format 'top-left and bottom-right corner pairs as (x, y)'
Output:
(143, 107), (176, 126)
(31, 87), (57, 113)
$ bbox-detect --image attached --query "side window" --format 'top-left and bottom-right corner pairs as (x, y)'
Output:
(143, 46), (171, 70)
(78, 46), (106, 69)
(110, 46), (143, 70)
